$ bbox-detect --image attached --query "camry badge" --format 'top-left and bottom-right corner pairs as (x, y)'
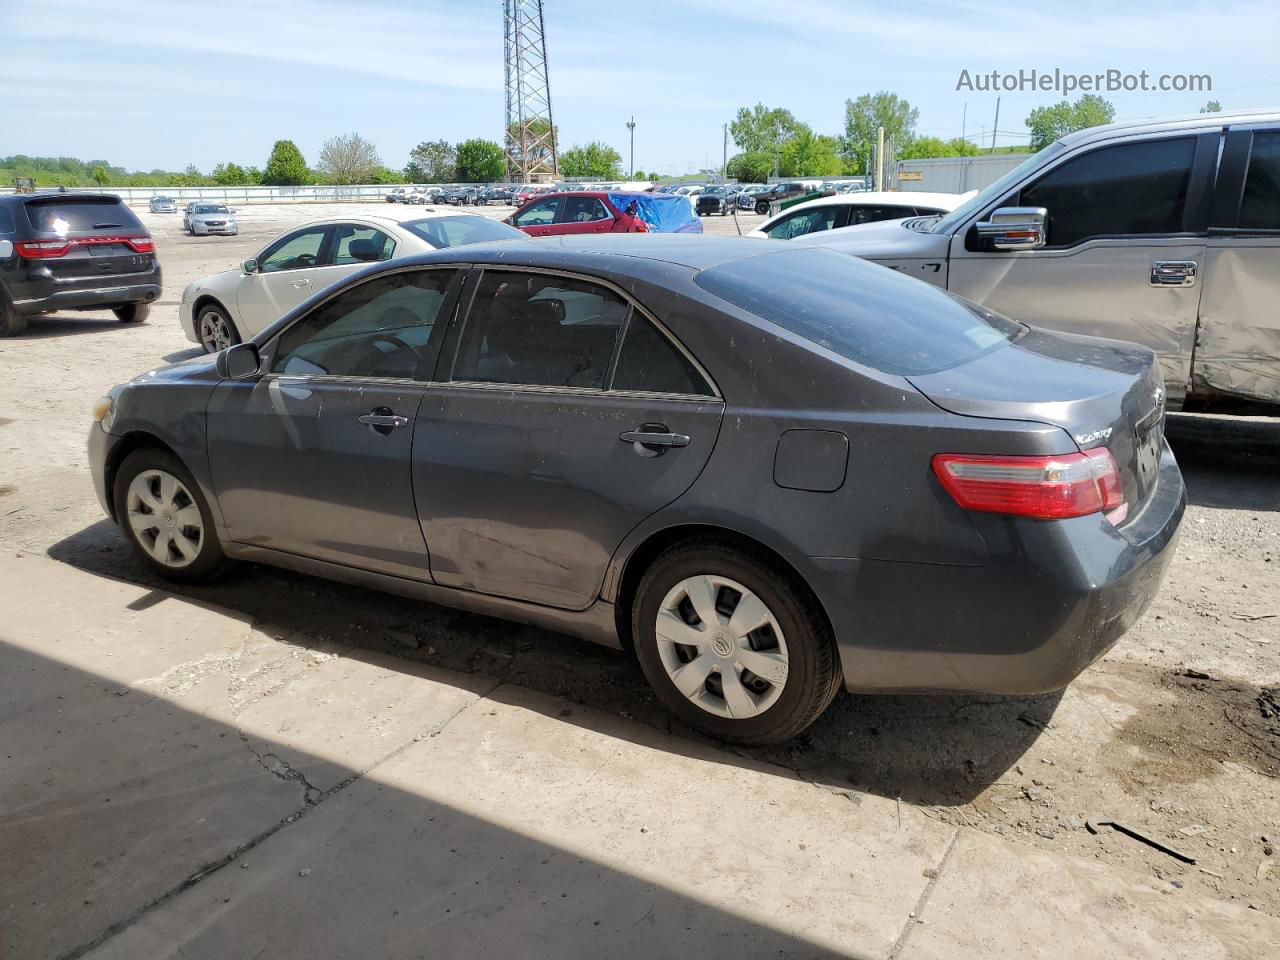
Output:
(1075, 427), (1113, 445)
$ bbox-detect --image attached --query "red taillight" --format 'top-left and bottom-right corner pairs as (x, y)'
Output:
(16, 235), (152, 259)
(932, 449), (1123, 520)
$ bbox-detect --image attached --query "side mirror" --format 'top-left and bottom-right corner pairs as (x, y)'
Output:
(218, 342), (261, 379)
(975, 206), (1047, 250)
(242, 258), (259, 274)
(0, 240), (12, 259)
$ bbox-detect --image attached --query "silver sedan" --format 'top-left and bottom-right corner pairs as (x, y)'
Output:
(185, 203), (239, 236)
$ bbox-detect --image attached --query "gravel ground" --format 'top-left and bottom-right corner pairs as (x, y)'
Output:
(1, 202), (1277, 913)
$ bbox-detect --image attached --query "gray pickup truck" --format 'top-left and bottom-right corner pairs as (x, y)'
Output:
(798, 111), (1280, 407)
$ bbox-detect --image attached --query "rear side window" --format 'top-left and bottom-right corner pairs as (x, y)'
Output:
(403, 215), (524, 248)
(1239, 130), (1280, 230)
(24, 198), (143, 235)
(332, 225), (395, 265)
(0, 207), (14, 234)
(1018, 137), (1195, 246)
(766, 207), (841, 240)
(452, 271), (628, 389)
(558, 196), (610, 223)
(695, 248), (1021, 377)
(612, 316), (714, 396)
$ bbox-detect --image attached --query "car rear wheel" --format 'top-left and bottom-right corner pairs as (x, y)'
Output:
(197, 303), (239, 353)
(114, 303), (150, 323)
(632, 541), (841, 744)
(113, 448), (229, 583)
(0, 295), (28, 337)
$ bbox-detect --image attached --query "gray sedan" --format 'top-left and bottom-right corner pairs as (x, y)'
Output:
(148, 195), (176, 213)
(184, 202), (238, 236)
(88, 236), (1184, 743)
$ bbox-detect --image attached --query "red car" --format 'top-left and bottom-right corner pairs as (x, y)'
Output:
(505, 191), (702, 237)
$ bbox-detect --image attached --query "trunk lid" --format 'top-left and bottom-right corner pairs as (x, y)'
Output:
(908, 327), (1166, 515)
(22, 196), (153, 280)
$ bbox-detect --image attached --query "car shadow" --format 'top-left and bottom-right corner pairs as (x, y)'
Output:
(2, 638), (854, 960)
(12, 313), (149, 339)
(47, 519), (1057, 808)
(1165, 412), (1280, 512)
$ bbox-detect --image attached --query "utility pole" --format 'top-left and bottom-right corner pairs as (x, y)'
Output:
(626, 116), (636, 178)
(875, 126), (884, 191)
(961, 102), (967, 145)
(722, 123), (728, 182)
(991, 97), (1001, 152)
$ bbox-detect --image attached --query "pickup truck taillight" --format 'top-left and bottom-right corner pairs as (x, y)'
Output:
(16, 235), (153, 258)
(932, 449), (1122, 520)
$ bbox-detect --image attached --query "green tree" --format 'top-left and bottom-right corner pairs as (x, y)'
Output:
(455, 138), (506, 182)
(261, 139), (309, 186)
(90, 165), (110, 187)
(900, 136), (980, 160)
(559, 141), (624, 179)
(842, 92), (918, 173)
(1200, 99), (1222, 113)
(177, 164), (206, 186)
(779, 129), (842, 177)
(730, 104), (802, 175)
(405, 139), (456, 182)
(211, 162), (253, 185)
(726, 151), (773, 183)
(317, 132), (381, 184)
(632, 169), (646, 180)
(1025, 94), (1116, 150)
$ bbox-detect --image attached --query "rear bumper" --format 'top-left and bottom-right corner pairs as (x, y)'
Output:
(815, 441), (1185, 694)
(8, 267), (162, 314)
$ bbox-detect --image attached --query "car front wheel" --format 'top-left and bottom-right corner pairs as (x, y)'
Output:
(632, 541), (841, 744)
(113, 448), (229, 583)
(196, 303), (240, 353)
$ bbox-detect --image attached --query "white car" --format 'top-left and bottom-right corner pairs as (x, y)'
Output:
(747, 191), (972, 241)
(179, 212), (525, 353)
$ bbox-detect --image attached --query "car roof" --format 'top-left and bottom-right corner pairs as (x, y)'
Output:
(1058, 109), (1280, 147)
(284, 210), (495, 231)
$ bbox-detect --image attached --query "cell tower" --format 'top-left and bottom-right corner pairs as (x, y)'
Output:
(503, 0), (558, 181)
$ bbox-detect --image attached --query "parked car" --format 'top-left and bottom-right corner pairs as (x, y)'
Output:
(385, 188), (408, 203)
(749, 191), (969, 240)
(92, 236), (1184, 744)
(443, 187), (480, 206)
(405, 189), (432, 205)
(695, 186), (736, 217)
(513, 185), (551, 206)
(749, 183), (810, 215)
(0, 192), (161, 336)
(736, 185), (771, 212)
(185, 203), (238, 236)
(178, 212), (525, 352)
(478, 186), (513, 205)
(797, 111), (1280, 409)
(149, 196), (176, 214)
(506, 191), (703, 237)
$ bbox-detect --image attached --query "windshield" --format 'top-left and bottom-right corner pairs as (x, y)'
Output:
(194, 204), (229, 214)
(928, 143), (1063, 234)
(695, 247), (1021, 376)
(403, 215), (524, 248)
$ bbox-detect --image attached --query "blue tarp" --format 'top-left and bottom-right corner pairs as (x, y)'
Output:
(607, 193), (703, 234)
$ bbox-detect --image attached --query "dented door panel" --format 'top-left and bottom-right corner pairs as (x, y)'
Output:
(1195, 238), (1280, 402)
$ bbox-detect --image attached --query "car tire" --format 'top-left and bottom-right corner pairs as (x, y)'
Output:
(113, 447), (230, 584)
(631, 540), (842, 745)
(196, 302), (240, 353)
(755, 202), (769, 215)
(114, 303), (150, 323)
(0, 293), (28, 337)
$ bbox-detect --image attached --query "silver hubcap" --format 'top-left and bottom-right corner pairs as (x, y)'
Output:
(126, 470), (203, 568)
(199, 311), (234, 352)
(656, 575), (789, 719)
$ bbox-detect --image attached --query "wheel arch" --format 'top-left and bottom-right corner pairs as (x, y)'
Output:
(609, 523), (835, 653)
(102, 432), (183, 521)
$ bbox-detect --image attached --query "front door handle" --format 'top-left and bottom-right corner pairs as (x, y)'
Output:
(620, 424), (690, 457)
(1150, 260), (1197, 287)
(291, 278), (312, 289)
(359, 406), (409, 435)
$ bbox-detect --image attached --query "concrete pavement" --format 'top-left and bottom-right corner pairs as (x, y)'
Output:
(2, 553), (1276, 959)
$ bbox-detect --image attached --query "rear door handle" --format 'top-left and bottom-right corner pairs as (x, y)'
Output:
(620, 424), (690, 457)
(1150, 260), (1197, 287)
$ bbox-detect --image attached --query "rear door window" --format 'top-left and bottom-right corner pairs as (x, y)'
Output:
(451, 271), (628, 389)
(332, 225), (395, 265)
(557, 197), (611, 224)
(765, 207), (841, 239)
(24, 198), (143, 235)
(1018, 137), (1196, 246)
(695, 247), (1021, 377)
(612, 315), (714, 396)
(1239, 130), (1280, 230)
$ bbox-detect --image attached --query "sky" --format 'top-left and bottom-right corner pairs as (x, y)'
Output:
(3, 0), (1279, 176)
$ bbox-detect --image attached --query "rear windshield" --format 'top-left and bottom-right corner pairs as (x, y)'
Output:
(24, 197), (143, 235)
(193, 204), (229, 214)
(694, 247), (1021, 376)
(403, 215), (524, 248)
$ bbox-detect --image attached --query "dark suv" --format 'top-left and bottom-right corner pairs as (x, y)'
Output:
(0, 193), (162, 336)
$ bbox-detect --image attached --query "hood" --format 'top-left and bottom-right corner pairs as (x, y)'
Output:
(130, 352), (220, 386)
(791, 217), (949, 260)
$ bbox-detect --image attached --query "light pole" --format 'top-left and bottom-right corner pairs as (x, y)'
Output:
(626, 116), (636, 177)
